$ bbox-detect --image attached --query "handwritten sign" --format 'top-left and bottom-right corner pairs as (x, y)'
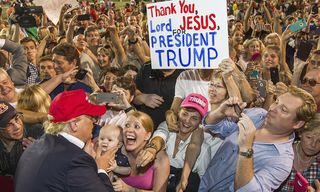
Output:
(147, 0), (228, 69)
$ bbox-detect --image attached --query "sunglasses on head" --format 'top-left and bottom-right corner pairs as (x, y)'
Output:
(302, 78), (320, 87)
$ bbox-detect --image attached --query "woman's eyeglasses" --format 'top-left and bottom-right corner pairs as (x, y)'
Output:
(302, 78), (320, 87)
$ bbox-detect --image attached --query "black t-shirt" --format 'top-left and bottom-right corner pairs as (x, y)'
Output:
(135, 63), (183, 129)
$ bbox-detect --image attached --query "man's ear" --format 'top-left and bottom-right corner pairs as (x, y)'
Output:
(293, 120), (305, 130)
(71, 59), (77, 67)
(69, 121), (78, 132)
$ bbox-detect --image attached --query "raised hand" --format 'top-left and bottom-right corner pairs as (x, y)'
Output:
(218, 97), (246, 119)
(237, 113), (256, 150)
(166, 110), (179, 132)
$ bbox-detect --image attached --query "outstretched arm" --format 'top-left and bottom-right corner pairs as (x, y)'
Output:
(1, 39), (28, 86)
(176, 128), (203, 192)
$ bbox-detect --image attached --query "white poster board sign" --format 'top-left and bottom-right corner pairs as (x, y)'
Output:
(33, 0), (79, 25)
(147, 0), (229, 69)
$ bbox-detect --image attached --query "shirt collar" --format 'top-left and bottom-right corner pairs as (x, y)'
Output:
(260, 132), (295, 155)
(59, 132), (85, 149)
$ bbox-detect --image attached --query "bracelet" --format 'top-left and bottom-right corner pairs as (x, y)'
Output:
(124, 106), (135, 113)
(128, 38), (138, 45)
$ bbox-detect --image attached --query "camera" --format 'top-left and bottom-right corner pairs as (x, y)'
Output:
(65, 4), (72, 9)
(77, 14), (91, 21)
(12, 0), (43, 28)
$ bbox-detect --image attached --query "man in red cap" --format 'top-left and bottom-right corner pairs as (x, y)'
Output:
(14, 89), (116, 192)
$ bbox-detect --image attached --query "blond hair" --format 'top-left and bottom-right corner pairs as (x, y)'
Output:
(100, 124), (123, 142)
(43, 121), (68, 135)
(17, 85), (51, 113)
(288, 86), (317, 122)
(127, 111), (154, 133)
(243, 38), (265, 60)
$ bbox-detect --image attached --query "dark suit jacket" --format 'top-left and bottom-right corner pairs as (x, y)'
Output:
(14, 134), (114, 192)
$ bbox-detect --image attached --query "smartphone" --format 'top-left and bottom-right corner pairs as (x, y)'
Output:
(249, 70), (260, 80)
(255, 80), (267, 98)
(297, 41), (313, 61)
(234, 104), (242, 117)
(312, 5), (318, 14)
(77, 14), (91, 21)
(65, 4), (72, 9)
(251, 52), (261, 62)
(294, 172), (308, 192)
(75, 68), (87, 80)
(289, 19), (307, 32)
(270, 67), (280, 85)
(92, 92), (120, 104)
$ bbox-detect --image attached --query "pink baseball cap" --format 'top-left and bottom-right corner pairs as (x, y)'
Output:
(181, 93), (208, 118)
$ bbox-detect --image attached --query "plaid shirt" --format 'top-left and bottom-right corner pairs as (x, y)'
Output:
(27, 63), (40, 84)
(277, 155), (320, 191)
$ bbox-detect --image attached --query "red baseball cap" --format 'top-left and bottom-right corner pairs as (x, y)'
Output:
(49, 90), (106, 123)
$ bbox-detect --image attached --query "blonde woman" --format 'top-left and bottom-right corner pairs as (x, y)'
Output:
(238, 38), (265, 72)
(16, 85), (51, 134)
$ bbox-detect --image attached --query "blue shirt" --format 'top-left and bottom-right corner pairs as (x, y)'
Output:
(199, 108), (295, 192)
(49, 82), (92, 100)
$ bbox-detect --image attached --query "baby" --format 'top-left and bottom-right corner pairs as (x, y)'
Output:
(98, 124), (131, 176)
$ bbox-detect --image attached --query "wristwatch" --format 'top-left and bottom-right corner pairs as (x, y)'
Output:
(124, 106), (135, 113)
(239, 148), (254, 158)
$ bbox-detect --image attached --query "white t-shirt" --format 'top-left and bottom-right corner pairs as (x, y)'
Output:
(175, 69), (210, 110)
(155, 121), (222, 177)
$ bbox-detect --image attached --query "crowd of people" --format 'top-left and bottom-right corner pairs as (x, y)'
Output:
(0, 0), (319, 191)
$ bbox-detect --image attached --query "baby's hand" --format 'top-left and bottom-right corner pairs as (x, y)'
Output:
(106, 159), (117, 172)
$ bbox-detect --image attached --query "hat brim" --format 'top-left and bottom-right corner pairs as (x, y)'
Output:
(0, 110), (17, 128)
(83, 103), (106, 118)
(181, 103), (205, 118)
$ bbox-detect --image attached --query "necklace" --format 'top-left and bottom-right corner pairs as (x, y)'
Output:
(295, 142), (314, 165)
